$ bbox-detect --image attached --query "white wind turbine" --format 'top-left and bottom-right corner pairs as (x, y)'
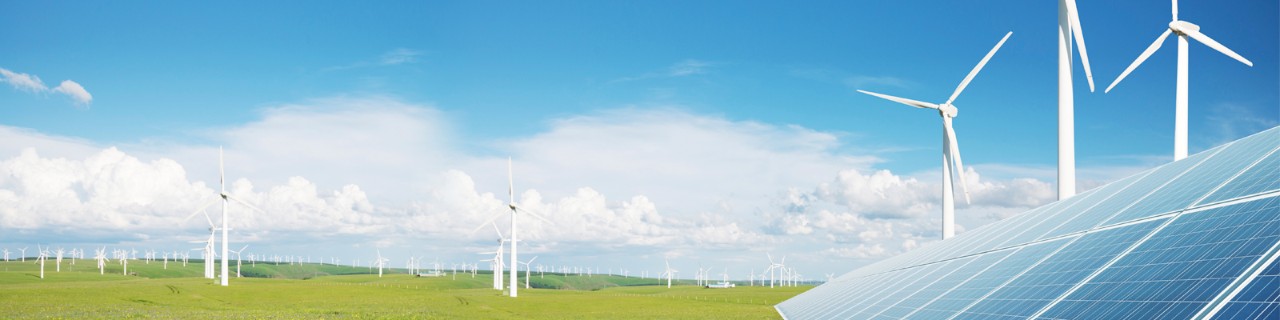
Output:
(19, 247), (27, 262)
(1057, 0), (1096, 200)
(375, 250), (388, 277)
(765, 253), (786, 288)
(94, 247), (108, 275)
(520, 256), (538, 289)
(189, 147), (265, 286)
(475, 222), (508, 290)
(37, 245), (48, 279)
(2, 248), (9, 261)
(231, 245), (248, 278)
(1104, 0), (1253, 161)
(858, 31), (1011, 239)
(473, 158), (551, 298)
(54, 247), (64, 272)
(661, 259), (678, 288)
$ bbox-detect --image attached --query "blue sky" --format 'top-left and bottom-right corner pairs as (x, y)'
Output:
(0, 1), (1276, 279)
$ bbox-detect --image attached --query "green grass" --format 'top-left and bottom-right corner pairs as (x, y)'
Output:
(0, 260), (809, 319)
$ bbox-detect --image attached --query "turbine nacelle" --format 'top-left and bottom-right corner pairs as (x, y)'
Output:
(1169, 20), (1200, 35)
(938, 104), (959, 118)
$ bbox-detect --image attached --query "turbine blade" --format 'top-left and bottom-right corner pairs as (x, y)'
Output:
(226, 195), (266, 214)
(946, 31), (1012, 105)
(219, 146), (225, 190)
(1182, 28), (1253, 67)
(469, 213), (505, 235)
(857, 90), (939, 110)
(1172, 0), (1178, 21)
(1066, 0), (1096, 91)
(512, 204), (553, 224)
(508, 157), (514, 205)
(944, 117), (972, 204)
(1106, 29), (1172, 93)
(184, 200), (219, 224)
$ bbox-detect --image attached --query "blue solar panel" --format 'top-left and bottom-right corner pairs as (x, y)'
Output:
(908, 239), (1066, 319)
(873, 249), (1021, 318)
(775, 127), (1280, 320)
(1037, 196), (1280, 319)
(1203, 133), (1280, 204)
(953, 218), (1164, 319)
(1103, 129), (1280, 225)
(1214, 257), (1280, 319)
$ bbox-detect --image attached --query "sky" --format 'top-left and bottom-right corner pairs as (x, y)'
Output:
(0, 0), (1276, 280)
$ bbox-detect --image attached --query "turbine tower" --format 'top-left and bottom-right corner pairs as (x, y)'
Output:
(1105, 0), (1252, 161)
(858, 32), (1011, 239)
(1058, 0), (1095, 200)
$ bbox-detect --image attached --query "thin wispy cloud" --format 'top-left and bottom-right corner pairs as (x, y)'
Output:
(0, 68), (92, 106)
(378, 48), (423, 66)
(843, 75), (910, 89)
(611, 59), (713, 83)
(324, 48), (424, 72)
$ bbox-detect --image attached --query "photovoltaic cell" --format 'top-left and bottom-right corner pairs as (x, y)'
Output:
(873, 249), (1019, 319)
(1038, 196), (1280, 320)
(1214, 257), (1280, 319)
(907, 239), (1065, 319)
(953, 218), (1164, 319)
(1104, 128), (1280, 225)
(1203, 142), (1280, 204)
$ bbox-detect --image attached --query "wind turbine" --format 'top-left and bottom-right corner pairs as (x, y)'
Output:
(765, 253), (786, 288)
(473, 158), (552, 298)
(54, 247), (64, 272)
(1105, 0), (1253, 161)
(1057, 0), (1096, 200)
(475, 222), (508, 290)
(520, 256), (538, 289)
(661, 259), (678, 288)
(37, 245), (48, 279)
(231, 245), (248, 277)
(94, 247), (108, 275)
(857, 31), (1012, 239)
(18, 247), (27, 262)
(374, 250), (388, 277)
(2, 248), (9, 261)
(190, 147), (265, 286)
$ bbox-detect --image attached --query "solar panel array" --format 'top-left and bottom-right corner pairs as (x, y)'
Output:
(776, 126), (1280, 319)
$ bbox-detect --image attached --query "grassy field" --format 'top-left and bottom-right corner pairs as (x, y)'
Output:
(0, 259), (809, 319)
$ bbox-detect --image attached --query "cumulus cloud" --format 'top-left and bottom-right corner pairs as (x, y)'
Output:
(0, 95), (1069, 275)
(0, 68), (92, 105)
(772, 166), (1056, 261)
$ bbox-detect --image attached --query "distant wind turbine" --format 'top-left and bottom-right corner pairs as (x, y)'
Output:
(1105, 0), (1253, 161)
(857, 31), (1012, 239)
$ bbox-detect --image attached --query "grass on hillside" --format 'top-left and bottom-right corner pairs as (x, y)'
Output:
(0, 260), (810, 319)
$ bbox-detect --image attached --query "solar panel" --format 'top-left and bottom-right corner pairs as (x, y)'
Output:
(776, 126), (1280, 319)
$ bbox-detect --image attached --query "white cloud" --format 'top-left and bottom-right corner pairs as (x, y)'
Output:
(0, 95), (1078, 276)
(667, 59), (710, 77)
(0, 67), (92, 105)
(611, 59), (714, 83)
(52, 80), (92, 105)
(379, 48), (423, 65)
(0, 68), (46, 92)
(844, 75), (910, 89)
